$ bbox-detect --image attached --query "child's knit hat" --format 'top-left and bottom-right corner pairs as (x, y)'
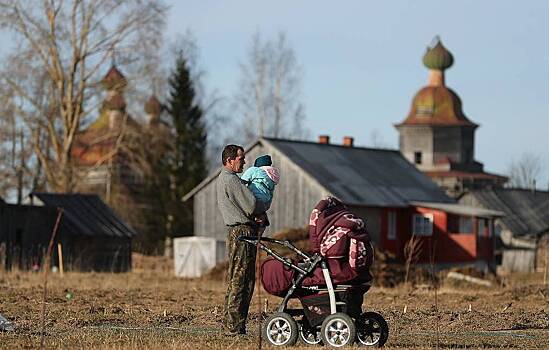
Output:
(254, 154), (272, 167)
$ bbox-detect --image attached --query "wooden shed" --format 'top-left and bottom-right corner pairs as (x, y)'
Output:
(0, 193), (137, 272)
(459, 188), (549, 273)
(0, 203), (57, 271)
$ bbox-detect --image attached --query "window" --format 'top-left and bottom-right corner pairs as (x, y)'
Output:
(477, 218), (492, 237)
(412, 214), (433, 236)
(414, 152), (422, 164)
(477, 218), (485, 237)
(449, 215), (475, 234)
(387, 211), (397, 240)
(459, 217), (473, 234)
(495, 224), (502, 237)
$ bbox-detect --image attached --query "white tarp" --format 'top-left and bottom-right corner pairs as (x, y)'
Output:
(173, 236), (226, 278)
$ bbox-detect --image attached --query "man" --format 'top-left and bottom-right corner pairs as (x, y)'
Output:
(216, 144), (267, 335)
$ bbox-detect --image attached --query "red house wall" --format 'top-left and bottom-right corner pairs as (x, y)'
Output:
(377, 206), (494, 266)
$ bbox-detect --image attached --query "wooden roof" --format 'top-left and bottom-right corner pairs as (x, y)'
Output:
(30, 192), (138, 238)
(466, 188), (549, 237)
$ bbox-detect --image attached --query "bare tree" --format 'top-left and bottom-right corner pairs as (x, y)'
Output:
(0, 88), (17, 199)
(507, 152), (544, 189)
(235, 31), (308, 143)
(0, 84), (43, 202)
(0, 0), (167, 193)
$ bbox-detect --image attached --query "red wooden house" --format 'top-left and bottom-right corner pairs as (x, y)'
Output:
(379, 202), (502, 269)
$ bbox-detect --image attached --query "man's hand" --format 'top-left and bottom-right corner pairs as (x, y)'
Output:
(254, 213), (269, 227)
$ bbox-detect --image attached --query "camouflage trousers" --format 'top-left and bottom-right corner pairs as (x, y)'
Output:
(223, 224), (258, 333)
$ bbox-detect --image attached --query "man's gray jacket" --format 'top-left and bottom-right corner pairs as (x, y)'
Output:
(216, 168), (267, 226)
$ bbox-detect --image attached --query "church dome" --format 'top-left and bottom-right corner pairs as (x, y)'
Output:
(422, 39), (454, 71)
(101, 65), (127, 91)
(144, 95), (162, 115)
(398, 86), (476, 127)
(396, 37), (477, 127)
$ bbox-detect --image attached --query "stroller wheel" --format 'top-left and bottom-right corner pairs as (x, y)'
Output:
(356, 312), (389, 347)
(263, 312), (298, 346)
(320, 313), (356, 348)
(298, 321), (322, 345)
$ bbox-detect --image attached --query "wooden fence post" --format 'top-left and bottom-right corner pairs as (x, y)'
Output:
(57, 243), (64, 276)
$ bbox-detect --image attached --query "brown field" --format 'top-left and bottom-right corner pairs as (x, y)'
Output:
(1, 256), (548, 349)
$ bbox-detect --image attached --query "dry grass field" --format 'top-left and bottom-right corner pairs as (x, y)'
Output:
(1, 255), (548, 349)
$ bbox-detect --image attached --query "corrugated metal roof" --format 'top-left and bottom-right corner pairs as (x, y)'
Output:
(264, 138), (453, 207)
(411, 201), (504, 217)
(31, 193), (138, 238)
(469, 189), (549, 237)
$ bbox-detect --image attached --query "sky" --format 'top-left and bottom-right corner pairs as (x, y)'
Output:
(164, 0), (549, 187)
(0, 1), (547, 188)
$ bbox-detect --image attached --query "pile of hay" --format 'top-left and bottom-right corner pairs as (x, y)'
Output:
(371, 250), (405, 287)
(132, 253), (173, 274)
(204, 227), (309, 281)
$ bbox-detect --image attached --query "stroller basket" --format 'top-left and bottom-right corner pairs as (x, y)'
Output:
(301, 285), (369, 327)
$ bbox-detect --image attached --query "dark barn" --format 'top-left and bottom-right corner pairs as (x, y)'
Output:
(0, 203), (57, 270)
(0, 193), (137, 272)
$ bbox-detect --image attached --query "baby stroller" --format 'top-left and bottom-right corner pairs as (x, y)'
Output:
(239, 197), (389, 347)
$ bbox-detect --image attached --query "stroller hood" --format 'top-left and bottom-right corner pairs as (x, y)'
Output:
(307, 197), (373, 280)
(308, 197), (370, 254)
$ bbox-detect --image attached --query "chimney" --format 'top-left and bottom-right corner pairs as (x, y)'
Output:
(318, 135), (330, 144)
(343, 136), (354, 147)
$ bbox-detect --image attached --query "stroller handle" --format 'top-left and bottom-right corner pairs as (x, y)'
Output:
(238, 235), (320, 276)
(238, 236), (312, 260)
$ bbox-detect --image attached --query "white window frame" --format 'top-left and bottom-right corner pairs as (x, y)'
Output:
(412, 213), (433, 236)
(387, 211), (397, 240)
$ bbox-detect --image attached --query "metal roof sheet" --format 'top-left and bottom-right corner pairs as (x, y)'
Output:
(411, 201), (504, 217)
(264, 138), (453, 207)
(469, 189), (549, 237)
(30, 193), (138, 238)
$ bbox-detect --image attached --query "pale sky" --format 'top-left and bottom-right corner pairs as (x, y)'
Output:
(165, 0), (549, 187)
(1, 1), (548, 187)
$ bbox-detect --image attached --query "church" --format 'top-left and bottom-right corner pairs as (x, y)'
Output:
(395, 38), (507, 197)
(71, 65), (168, 236)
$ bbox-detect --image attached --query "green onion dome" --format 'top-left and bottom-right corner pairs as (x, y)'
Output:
(422, 39), (454, 71)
